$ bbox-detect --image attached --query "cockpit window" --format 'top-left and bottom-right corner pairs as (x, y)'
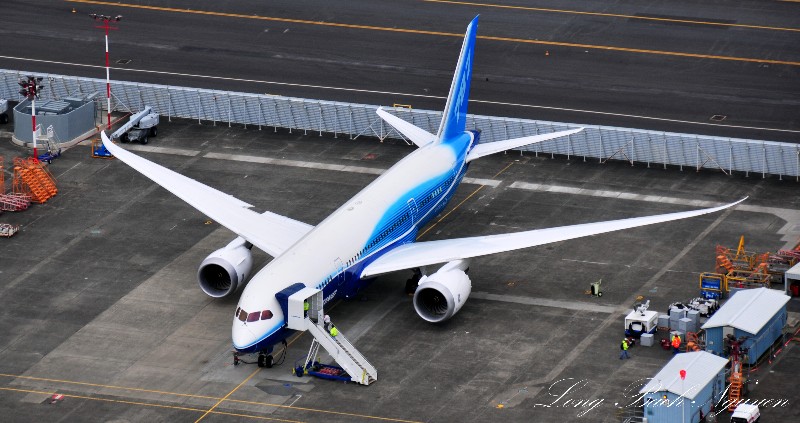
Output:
(260, 310), (273, 320)
(237, 309), (247, 322)
(246, 312), (260, 322)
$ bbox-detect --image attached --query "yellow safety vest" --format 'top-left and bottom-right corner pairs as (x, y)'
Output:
(304, 301), (309, 311)
(330, 327), (339, 337)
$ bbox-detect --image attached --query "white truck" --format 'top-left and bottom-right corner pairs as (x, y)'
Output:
(730, 404), (760, 423)
(0, 99), (9, 124)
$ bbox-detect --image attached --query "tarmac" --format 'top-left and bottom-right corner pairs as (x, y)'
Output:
(1, 119), (799, 422)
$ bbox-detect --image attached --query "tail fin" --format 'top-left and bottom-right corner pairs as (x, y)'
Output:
(436, 16), (479, 143)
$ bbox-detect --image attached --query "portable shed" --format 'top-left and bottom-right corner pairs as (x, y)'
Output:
(640, 351), (728, 423)
(702, 287), (789, 365)
(785, 261), (800, 296)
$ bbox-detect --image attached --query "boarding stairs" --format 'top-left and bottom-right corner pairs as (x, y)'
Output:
(12, 158), (57, 203)
(286, 288), (377, 385)
(0, 193), (31, 211)
(727, 359), (743, 411)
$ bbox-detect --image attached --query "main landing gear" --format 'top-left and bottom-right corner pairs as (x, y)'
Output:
(405, 268), (423, 295)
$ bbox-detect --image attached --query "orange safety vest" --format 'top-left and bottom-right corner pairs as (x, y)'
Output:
(672, 336), (681, 348)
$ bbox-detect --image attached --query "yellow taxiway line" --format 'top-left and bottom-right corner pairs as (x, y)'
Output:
(423, 0), (800, 33)
(65, 0), (800, 67)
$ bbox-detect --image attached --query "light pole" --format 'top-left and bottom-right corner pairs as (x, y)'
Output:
(90, 13), (122, 130)
(680, 369), (687, 423)
(18, 76), (43, 159)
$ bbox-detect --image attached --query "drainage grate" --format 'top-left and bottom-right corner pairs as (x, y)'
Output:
(710, 114), (727, 121)
(116, 59), (131, 65)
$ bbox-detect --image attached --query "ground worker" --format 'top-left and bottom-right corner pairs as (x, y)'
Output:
(672, 333), (682, 354)
(303, 300), (309, 317)
(620, 338), (630, 359)
(323, 314), (331, 331)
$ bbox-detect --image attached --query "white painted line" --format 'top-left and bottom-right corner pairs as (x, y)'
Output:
(203, 152), (383, 175)
(199, 152), (502, 185)
(508, 181), (722, 207)
(2, 54), (797, 135)
(471, 291), (618, 314)
(463, 177), (501, 187)
(122, 144), (200, 157)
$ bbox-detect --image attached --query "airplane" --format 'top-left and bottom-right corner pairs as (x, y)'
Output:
(101, 16), (744, 369)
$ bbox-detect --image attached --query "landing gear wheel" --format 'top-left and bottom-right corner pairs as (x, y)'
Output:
(597, 292), (603, 297)
(405, 268), (422, 294)
(258, 353), (273, 368)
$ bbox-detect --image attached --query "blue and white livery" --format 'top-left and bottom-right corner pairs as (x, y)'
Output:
(101, 16), (744, 359)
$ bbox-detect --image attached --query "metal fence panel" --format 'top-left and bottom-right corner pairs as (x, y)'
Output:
(2, 68), (797, 178)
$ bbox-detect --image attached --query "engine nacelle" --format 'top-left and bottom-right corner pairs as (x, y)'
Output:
(197, 238), (253, 298)
(413, 260), (471, 323)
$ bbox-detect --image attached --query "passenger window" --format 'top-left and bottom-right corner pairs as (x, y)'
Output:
(247, 312), (260, 322)
(261, 310), (273, 320)
(238, 309), (247, 322)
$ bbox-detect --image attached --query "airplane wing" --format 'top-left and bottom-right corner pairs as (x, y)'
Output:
(466, 128), (584, 162)
(376, 108), (436, 148)
(101, 132), (313, 257)
(360, 198), (746, 278)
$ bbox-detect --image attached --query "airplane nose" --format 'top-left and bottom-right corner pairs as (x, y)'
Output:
(231, 319), (258, 349)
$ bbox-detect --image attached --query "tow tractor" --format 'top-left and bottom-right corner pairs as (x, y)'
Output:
(0, 99), (9, 124)
(110, 106), (159, 145)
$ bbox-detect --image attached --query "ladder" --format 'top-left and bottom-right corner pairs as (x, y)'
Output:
(286, 287), (377, 385)
(727, 360), (743, 411)
(12, 158), (57, 203)
(0, 193), (31, 211)
(305, 320), (377, 385)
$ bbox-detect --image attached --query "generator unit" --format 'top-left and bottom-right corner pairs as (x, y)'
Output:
(624, 300), (658, 337)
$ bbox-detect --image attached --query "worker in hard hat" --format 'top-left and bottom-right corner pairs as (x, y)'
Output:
(619, 338), (630, 360)
(671, 334), (682, 354)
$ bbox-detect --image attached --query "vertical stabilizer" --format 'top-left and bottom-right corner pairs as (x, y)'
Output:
(436, 16), (479, 143)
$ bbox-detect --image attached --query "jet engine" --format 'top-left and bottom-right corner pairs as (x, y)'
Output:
(413, 260), (471, 323)
(197, 238), (253, 298)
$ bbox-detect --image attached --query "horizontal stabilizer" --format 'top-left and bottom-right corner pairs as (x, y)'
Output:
(466, 128), (583, 162)
(376, 108), (435, 148)
(361, 198), (746, 278)
(101, 132), (313, 257)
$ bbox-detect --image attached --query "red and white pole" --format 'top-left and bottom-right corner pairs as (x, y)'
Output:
(31, 96), (37, 159)
(90, 14), (121, 131)
(104, 22), (111, 129)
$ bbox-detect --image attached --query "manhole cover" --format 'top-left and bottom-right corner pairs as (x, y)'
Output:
(710, 114), (727, 121)
(116, 59), (132, 64)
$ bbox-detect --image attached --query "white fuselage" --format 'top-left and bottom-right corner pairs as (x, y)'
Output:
(232, 133), (473, 351)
